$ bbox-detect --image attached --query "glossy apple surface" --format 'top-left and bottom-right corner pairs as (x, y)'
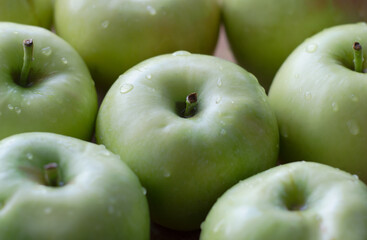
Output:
(96, 52), (279, 230)
(0, 132), (150, 240)
(54, 0), (221, 90)
(0, 22), (98, 141)
(222, 0), (367, 91)
(201, 161), (367, 240)
(0, 0), (53, 29)
(268, 23), (367, 182)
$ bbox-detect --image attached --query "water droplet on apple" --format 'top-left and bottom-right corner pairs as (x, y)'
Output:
(217, 77), (222, 87)
(146, 74), (152, 80)
(304, 91), (312, 100)
(101, 20), (110, 29)
(172, 51), (191, 56)
(41, 47), (52, 56)
(215, 96), (222, 104)
(331, 102), (339, 112)
(7, 104), (14, 110)
(108, 205), (114, 214)
(213, 220), (224, 233)
(26, 153), (33, 160)
(353, 174), (359, 181)
(350, 94), (359, 102)
(146, 5), (157, 15)
(15, 107), (21, 114)
(44, 207), (52, 214)
(280, 126), (288, 138)
(141, 187), (147, 195)
(120, 83), (134, 94)
(306, 43), (318, 53)
(163, 170), (171, 178)
(61, 57), (68, 64)
(346, 120), (360, 135)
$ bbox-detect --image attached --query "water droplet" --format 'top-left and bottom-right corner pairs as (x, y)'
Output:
(217, 77), (222, 87)
(41, 47), (52, 56)
(108, 205), (114, 214)
(26, 153), (33, 160)
(163, 170), (171, 178)
(146, 74), (152, 80)
(331, 102), (339, 112)
(13, 31), (18, 35)
(147, 5), (156, 15)
(347, 120), (360, 135)
(353, 174), (359, 180)
(61, 57), (68, 64)
(306, 43), (318, 53)
(142, 187), (147, 195)
(304, 91), (312, 100)
(281, 126), (288, 138)
(15, 107), (21, 114)
(350, 94), (358, 102)
(101, 20), (110, 29)
(44, 207), (52, 214)
(120, 83), (134, 94)
(216, 96), (222, 104)
(172, 50), (191, 56)
(7, 104), (14, 110)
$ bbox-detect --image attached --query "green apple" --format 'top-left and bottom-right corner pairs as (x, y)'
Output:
(96, 52), (279, 230)
(0, 22), (98, 141)
(0, 132), (150, 240)
(200, 161), (367, 240)
(0, 0), (53, 29)
(54, 0), (221, 90)
(268, 23), (367, 182)
(222, 0), (367, 91)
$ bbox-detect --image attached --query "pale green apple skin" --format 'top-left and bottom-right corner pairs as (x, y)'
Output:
(54, 0), (221, 90)
(200, 162), (367, 240)
(222, 0), (367, 91)
(268, 23), (367, 182)
(0, 132), (150, 240)
(0, 0), (53, 29)
(96, 53), (279, 230)
(0, 23), (98, 141)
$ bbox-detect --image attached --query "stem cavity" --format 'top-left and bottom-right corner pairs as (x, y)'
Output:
(184, 92), (198, 118)
(353, 42), (364, 73)
(44, 162), (62, 187)
(19, 39), (34, 87)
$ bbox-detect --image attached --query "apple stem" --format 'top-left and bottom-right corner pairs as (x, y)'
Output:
(44, 162), (61, 187)
(184, 92), (198, 118)
(19, 39), (34, 87)
(353, 42), (364, 73)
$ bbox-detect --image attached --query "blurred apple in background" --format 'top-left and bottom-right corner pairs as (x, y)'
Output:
(54, 0), (221, 90)
(222, 0), (367, 91)
(0, 0), (53, 29)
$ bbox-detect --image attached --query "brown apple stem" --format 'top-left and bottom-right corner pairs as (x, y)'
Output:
(44, 162), (60, 187)
(184, 92), (198, 118)
(353, 42), (364, 73)
(19, 39), (34, 87)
